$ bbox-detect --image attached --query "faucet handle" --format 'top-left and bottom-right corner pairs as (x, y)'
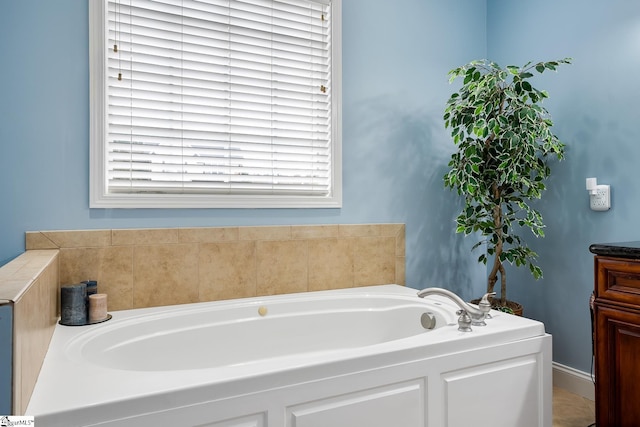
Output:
(478, 292), (496, 315)
(456, 309), (473, 332)
(478, 292), (496, 313)
(480, 292), (496, 304)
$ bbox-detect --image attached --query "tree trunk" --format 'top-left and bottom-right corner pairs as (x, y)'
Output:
(499, 262), (507, 306)
(487, 183), (506, 305)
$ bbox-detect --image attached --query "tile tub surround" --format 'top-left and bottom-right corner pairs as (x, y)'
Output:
(26, 224), (406, 311)
(0, 250), (59, 414)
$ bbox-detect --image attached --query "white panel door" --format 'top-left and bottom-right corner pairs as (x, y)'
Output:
(200, 413), (266, 427)
(287, 380), (425, 427)
(442, 354), (542, 427)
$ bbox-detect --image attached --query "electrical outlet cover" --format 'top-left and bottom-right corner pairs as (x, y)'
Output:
(590, 185), (610, 211)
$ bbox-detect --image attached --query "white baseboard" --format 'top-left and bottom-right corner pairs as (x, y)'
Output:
(552, 361), (595, 401)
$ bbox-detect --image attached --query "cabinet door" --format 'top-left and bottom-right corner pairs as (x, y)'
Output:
(595, 304), (640, 427)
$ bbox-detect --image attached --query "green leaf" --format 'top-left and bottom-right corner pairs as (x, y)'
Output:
(530, 264), (543, 279)
(506, 65), (519, 75)
(514, 81), (522, 94)
(465, 146), (477, 157)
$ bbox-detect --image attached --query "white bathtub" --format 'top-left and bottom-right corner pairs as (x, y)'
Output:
(27, 285), (551, 427)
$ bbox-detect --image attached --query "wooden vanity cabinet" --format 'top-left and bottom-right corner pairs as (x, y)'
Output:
(593, 255), (640, 427)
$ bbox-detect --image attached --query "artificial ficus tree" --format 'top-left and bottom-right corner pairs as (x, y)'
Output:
(443, 58), (571, 307)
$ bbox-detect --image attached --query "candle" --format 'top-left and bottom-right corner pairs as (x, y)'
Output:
(88, 293), (108, 323)
(60, 283), (87, 325)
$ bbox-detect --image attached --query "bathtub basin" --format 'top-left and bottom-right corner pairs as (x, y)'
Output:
(67, 289), (453, 372)
(27, 285), (551, 427)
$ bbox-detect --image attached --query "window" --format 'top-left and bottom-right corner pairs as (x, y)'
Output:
(89, 0), (341, 208)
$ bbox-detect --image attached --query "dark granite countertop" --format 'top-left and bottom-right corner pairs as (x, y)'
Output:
(589, 241), (640, 259)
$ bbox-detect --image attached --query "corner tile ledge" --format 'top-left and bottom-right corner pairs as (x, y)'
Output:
(0, 250), (59, 302)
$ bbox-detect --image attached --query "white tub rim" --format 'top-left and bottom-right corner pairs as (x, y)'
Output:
(26, 284), (546, 420)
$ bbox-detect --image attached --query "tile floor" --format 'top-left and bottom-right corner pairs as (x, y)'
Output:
(553, 387), (596, 427)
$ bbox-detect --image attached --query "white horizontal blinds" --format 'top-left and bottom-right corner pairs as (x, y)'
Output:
(106, 0), (331, 195)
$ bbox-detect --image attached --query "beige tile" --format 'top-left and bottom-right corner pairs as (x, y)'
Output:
(59, 247), (134, 311)
(552, 387), (595, 427)
(352, 236), (396, 286)
(59, 247), (119, 284)
(239, 226), (292, 241)
(257, 240), (308, 296)
(0, 250), (59, 302)
(13, 297), (29, 414)
(98, 248), (134, 311)
(395, 257), (406, 285)
(0, 280), (34, 303)
(338, 224), (381, 238)
(4, 262), (46, 284)
(380, 223), (405, 237)
(292, 225), (340, 239)
(13, 256), (58, 415)
(199, 241), (257, 301)
(25, 232), (58, 250)
(45, 256), (60, 322)
(112, 228), (179, 246)
(178, 227), (239, 243)
(133, 244), (199, 308)
(42, 230), (111, 248)
(339, 224), (402, 238)
(308, 238), (354, 291)
(0, 260), (23, 280)
(585, 398), (596, 415)
(395, 224), (406, 257)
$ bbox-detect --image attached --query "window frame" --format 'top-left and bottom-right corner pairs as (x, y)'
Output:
(89, 0), (342, 209)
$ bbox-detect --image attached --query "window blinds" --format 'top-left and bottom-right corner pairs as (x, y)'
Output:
(105, 0), (332, 197)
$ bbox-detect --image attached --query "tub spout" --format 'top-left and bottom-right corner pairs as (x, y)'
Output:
(417, 287), (495, 327)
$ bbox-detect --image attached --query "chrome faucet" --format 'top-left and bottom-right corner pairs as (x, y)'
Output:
(417, 287), (495, 329)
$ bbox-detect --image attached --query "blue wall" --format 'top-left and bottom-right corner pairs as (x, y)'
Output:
(4, 0), (634, 378)
(487, 0), (640, 372)
(0, 0), (487, 290)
